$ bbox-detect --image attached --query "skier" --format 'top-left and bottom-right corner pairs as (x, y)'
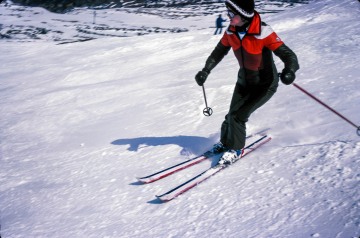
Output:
(195, 0), (299, 165)
(214, 14), (227, 35)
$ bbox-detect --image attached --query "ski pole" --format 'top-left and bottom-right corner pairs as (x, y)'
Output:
(292, 82), (360, 136)
(202, 85), (213, 116)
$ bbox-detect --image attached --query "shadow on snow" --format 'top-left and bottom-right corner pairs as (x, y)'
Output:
(111, 135), (218, 155)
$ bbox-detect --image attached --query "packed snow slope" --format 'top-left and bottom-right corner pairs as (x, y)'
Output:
(1, 0), (359, 237)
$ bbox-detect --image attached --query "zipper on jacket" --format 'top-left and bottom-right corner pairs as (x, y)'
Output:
(236, 30), (247, 75)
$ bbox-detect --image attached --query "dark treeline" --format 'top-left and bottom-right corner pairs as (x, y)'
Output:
(8, 0), (224, 13)
(7, 0), (310, 13)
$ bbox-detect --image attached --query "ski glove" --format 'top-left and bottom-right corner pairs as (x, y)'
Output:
(280, 68), (296, 85)
(195, 69), (210, 86)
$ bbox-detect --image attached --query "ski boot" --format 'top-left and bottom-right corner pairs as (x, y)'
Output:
(218, 149), (244, 165)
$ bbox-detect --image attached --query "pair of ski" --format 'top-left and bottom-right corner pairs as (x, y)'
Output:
(137, 128), (271, 202)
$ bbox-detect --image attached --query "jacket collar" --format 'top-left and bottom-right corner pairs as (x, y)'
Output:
(227, 10), (261, 35)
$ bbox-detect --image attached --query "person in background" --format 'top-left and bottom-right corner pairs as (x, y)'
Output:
(195, 0), (299, 164)
(214, 14), (227, 35)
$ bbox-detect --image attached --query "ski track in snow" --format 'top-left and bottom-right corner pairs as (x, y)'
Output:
(1, 0), (360, 237)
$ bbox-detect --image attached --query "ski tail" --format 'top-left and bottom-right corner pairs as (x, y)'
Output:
(136, 155), (208, 183)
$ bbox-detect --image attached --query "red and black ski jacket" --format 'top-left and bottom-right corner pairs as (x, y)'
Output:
(203, 11), (299, 88)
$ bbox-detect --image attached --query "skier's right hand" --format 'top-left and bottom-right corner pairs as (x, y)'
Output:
(195, 69), (209, 86)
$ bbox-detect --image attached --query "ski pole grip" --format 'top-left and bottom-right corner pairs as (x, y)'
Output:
(357, 126), (360, 136)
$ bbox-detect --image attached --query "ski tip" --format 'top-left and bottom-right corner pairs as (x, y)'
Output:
(247, 127), (271, 137)
(259, 127), (271, 135)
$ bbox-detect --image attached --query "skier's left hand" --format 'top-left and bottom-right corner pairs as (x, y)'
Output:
(280, 68), (296, 85)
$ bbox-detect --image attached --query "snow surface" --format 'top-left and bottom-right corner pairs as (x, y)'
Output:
(1, 0), (360, 237)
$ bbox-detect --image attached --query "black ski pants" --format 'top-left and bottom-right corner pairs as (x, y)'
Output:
(220, 77), (278, 150)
